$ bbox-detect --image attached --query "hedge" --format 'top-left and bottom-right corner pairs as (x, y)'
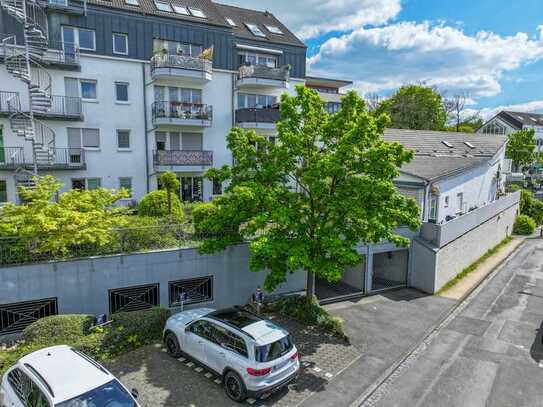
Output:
(514, 215), (536, 235)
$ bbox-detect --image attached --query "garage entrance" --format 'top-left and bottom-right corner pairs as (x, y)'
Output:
(316, 261), (365, 303)
(370, 250), (409, 292)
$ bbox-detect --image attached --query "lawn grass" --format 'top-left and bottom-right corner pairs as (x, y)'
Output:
(437, 236), (513, 295)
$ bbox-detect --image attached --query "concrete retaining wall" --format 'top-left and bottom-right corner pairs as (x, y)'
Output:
(0, 245), (306, 317)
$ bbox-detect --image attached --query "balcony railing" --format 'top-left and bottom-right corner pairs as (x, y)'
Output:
(151, 54), (212, 74)
(235, 107), (280, 124)
(34, 95), (83, 119)
(152, 101), (213, 122)
(238, 64), (290, 82)
(44, 41), (80, 66)
(0, 91), (18, 114)
(0, 147), (86, 169)
(154, 150), (213, 167)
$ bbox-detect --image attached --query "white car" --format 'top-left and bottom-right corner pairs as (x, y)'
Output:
(163, 307), (300, 402)
(0, 345), (140, 407)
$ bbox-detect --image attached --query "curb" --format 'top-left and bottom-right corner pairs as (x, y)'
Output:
(349, 237), (528, 407)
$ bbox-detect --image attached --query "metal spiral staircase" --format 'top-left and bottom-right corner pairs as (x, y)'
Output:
(1, 0), (56, 177)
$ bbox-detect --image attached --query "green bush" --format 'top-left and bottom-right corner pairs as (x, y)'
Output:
(514, 215), (536, 235)
(275, 295), (346, 339)
(23, 314), (94, 345)
(519, 189), (543, 225)
(138, 190), (184, 222)
(192, 202), (218, 234)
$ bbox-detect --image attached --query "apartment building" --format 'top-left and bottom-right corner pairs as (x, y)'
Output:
(0, 0), (307, 203)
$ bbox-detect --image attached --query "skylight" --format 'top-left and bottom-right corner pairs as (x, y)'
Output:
(530, 117), (538, 122)
(154, 1), (171, 12)
(265, 25), (283, 35)
(464, 141), (475, 149)
(125, 0), (139, 6)
(188, 7), (206, 18)
(172, 4), (189, 15)
(442, 141), (453, 148)
(225, 17), (237, 26)
(245, 23), (266, 37)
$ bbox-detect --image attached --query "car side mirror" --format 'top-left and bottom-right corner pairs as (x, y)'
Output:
(131, 388), (139, 399)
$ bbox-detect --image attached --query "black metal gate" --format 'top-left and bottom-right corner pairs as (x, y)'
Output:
(0, 298), (58, 334)
(109, 283), (160, 314)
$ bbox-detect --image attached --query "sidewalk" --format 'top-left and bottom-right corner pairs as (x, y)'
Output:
(439, 236), (525, 300)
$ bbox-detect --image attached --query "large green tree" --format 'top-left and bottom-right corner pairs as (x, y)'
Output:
(0, 176), (129, 254)
(506, 129), (537, 169)
(196, 86), (421, 299)
(374, 85), (447, 130)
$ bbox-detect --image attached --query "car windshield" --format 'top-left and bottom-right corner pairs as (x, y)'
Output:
(255, 335), (293, 363)
(56, 379), (136, 407)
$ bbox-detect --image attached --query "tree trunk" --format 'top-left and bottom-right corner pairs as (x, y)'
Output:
(306, 270), (315, 302)
(167, 191), (172, 223)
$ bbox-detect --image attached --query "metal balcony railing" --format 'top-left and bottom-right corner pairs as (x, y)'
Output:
(0, 147), (85, 169)
(0, 91), (19, 114)
(151, 54), (212, 74)
(35, 95), (83, 119)
(44, 41), (80, 66)
(152, 101), (213, 122)
(238, 64), (290, 82)
(153, 150), (213, 166)
(235, 107), (280, 124)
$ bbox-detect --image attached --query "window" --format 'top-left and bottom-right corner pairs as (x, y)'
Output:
(82, 128), (100, 148)
(239, 52), (277, 68)
(156, 132), (166, 150)
(7, 368), (49, 407)
(87, 178), (101, 190)
(63, 26), (96, 51)
(119, 177), (132, 196)
(237, 93), (276, 109)
(442, 141), (453, 148)
(325, 102), (341, 114)
(112, 33), (128, 55)
(213, 325), (248, 357)
(464, 141), (475, 149)
(117, 130), (130, 149)
(255, 335), (293, 362)
(0, 180), (6, 202)
(71, 178), (85, 190)
(188, 7), (206, 18)
(73, 178), (100, 191)
(109, 284), (160, 314)
(189, 320), (214, 341)
(444, 196), (449, 208)
(57, 380), (134, 407)
(225, 17), (236, 26)
(172, 4), (189, 15)
(482, 121), (506, 135)
(125, 0), (139, 5)
(456, 193), (464, 214)
(166, 86), (202, 104)
(169, 276), (213, 306)
(429, 195), (438, 221)
(245, 23), (266, 37)
(213, 179), (222, 195)
(154, 0), (171, 11)
(80, 80), (97, 100)
(265, 25), (283, 35)
(153, 39), (202, 57)
(115, 82), (129, 102)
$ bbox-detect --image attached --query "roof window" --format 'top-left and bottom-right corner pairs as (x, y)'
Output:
(172, 4), (189, 15)
(464, 141), (475, 149)
(245, 23), (266, 38)
(265, 25), (283, 35)
(189, 7), (206, 18)
(442, 141), (453, 148)
(154, 1), (172, 12)
(225, 17), (237, 26)
(125, 0), (139, 6)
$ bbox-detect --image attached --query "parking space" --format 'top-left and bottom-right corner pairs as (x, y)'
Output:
(106, 314), (361, 407)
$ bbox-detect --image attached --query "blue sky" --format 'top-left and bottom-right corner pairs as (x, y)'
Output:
(222, 0), (543, 117)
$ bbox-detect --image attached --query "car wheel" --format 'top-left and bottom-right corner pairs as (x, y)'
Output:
(224, 371), (247, 403)
(164, 332), (183, 358)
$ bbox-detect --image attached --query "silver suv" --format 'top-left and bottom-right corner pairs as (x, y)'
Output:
(163, 307), (299, 402)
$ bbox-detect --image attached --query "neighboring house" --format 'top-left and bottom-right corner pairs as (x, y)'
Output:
(305, 76), (353, 113)
(478, 110), (543, 153)
(0, 0), (307, 204)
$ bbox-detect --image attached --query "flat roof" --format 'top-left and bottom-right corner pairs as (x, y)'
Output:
(305, 76), (353, 89)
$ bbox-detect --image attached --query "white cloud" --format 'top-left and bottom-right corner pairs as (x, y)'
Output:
(466, 100), (543, 120)
(217, 0), (402, 39)
(308, 22), (543, 98)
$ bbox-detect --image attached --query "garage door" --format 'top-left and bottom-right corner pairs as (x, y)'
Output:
(371, 250), (409, 292)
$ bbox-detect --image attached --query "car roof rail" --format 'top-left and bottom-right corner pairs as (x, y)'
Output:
(24, 363), (55, 398)
(71, 348), (109, 375)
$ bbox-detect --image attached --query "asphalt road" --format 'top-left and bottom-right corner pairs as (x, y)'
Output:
(368, 239), (543, 407)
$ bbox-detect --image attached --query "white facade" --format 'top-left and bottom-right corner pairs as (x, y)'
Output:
(0, 51), (304, 204)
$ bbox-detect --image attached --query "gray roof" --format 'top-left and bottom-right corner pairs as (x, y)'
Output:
(384, 129), (507, 181)
(215, 3), (305, 48)
(499, 111), (543, 128)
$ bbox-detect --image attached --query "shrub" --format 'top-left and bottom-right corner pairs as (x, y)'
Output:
(275, 295), (346, 340)
(138, 190), (184, 222)
(514, 215), (536, 235)
(192, 202), (218, 234)
(519, 189), (543, 225)
(24, 314), (94, 345)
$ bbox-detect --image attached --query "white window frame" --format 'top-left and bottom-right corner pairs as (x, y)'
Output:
(112, 33), (128, 55)
(456, 193), (464, 214)
(239, 51), (277, 68)
(265, 25), (283, 35)
(115, 81), (129, 103)
(80, 79), (97, 102)
(429, 195), (438, 221)
(172, 4), (189, 15)
(71, 177), (101, 190)
(245, 23), (266, 38)
(69, 127), (100, 150)
(116, 129), (131, 151)
(188, 7), (206, 18)
(225, 17), (236, 26)
(62, 26), (96, 51)
(154, 0), (171, 12)
(125, 0), (139, 5)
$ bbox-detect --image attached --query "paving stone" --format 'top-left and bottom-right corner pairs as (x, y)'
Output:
(446, 316), (492, 337)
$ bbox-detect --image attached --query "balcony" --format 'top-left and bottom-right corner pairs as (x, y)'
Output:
(34, 95), (83, 121)
(237, 64), (290, 89)
(150, 54), (212, 84)
(46, 0), (86, 14)
(420, 191), (520, 248)
(42, 41), (81, 70)
(235, 107), (280, 130)
(153, 150), (213, 170)
(0, 91), (18, 116)
(0, 147), (86, 170)
(152, 101), (212, 127)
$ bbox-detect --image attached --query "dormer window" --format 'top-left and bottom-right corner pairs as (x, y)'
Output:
(265, 25), (283, 35)
(154, 1), (171, 12)
(245, 23), (266, 37)
(189, 7), (206, 18)
(172, 4), (189, 15)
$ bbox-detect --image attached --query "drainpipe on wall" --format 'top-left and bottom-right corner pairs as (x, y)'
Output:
(142, 62), (150, 194)
(422, 181), (430, 222)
